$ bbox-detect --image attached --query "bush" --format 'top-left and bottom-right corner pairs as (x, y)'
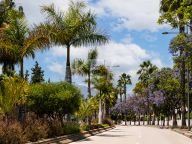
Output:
(47, 119), (63, 137)
(99, 124), (109, 127)
(28, 82), (82, 117)
(24, 116), (48, 142)
(63, 122), (81, 135)
(0, 121), (27, 144)
(102, 118), (114, 126)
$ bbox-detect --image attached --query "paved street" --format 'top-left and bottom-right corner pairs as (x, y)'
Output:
(71, 126), (192, 144)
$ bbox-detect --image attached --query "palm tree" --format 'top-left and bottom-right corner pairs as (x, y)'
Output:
(92, 65), (113, 124)
(137, 60), (157, 125)
(39, 1), (108, 83)
(72, 48), (98, 98)
(159, 0), (187, 126)
(119, 73), (132, 101)
(117, 79), (124, 102)
(0, 16), (49, 79)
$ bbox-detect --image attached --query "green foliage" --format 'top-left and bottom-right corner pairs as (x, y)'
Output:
(76, 97), (98, 120)
(28, 82), (82, 117)
(31, 61), (44, 84)
(0, 75), (28, 114)
(63, 122), (81, 134)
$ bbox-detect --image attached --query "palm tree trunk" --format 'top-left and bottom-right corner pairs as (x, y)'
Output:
(88, 72), (91, 98)
(103, 98), (106, 119)
(65, 45), (72, 83)
(20, 59), (24, 79)
(98, 91), (102, 124)
(120, 94), (122, 102)
(124, 84), (126, 101)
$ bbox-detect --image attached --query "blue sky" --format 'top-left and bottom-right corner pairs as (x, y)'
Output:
(14, 0), (176, 94)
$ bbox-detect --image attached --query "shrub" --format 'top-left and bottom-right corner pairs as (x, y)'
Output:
(24, 116), (48, 142)
(102, 118), (114, 126)
(47, 119), (63, 137)
(63, 122), (81, 135)
(99, 124), (109, 127)
(28, 82), (82, 117)
(0, 121), (27, 144)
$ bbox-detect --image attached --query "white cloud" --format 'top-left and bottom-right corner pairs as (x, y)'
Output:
(47, 62), (65, 75)
(16, 0), (167, 31)
(90, 0), (167, 32)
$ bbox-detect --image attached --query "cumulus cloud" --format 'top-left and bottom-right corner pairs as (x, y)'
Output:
(89, 0), (167, 32)
(16, 0), (167, 31)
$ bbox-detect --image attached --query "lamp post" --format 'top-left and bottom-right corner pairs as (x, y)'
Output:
(162, 31), (191, 131)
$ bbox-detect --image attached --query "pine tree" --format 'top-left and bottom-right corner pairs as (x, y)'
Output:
(24, 70), (29, 81)
(31, 61), (44, 84)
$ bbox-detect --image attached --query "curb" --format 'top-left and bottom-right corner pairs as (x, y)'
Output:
(172, 129), (192, 139)
(27, 126), (115, 144)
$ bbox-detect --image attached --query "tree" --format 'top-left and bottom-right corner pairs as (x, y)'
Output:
(31, 61), (44, 84)
(92, 65), (114, 124)
(28, 82), (82, 123)
(0, 75), (28, 123)
(72, 48), (98, 98)
(158, 0), (187, 127)
(39, 1), (108, 83)
(24, 70), (29, 81)
(137, 60), (157, 125)
(118, 73), (132, 101)
(0, 0), (24, 75)
(0, 16), (49, 79)
(117, 79), (124, 102)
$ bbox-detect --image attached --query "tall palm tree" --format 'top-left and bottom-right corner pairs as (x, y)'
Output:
(159, 0), (187, 126)
(92, 65), (113, 124)
(72, 48), (98, 98)
(0, 16), (49, 79)
(117, 79), (124, 102)
(137, 60), (157, 125)
(39, 1), (108, 83)
(119, 73), (132, 101)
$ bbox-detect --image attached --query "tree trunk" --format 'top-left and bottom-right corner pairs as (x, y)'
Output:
(120, 94), (122, 102)
(129, 120), (131, 125)
(143, 115), (145, 125)
(167, 116), (169, 127)
(179, 24), (186, 127)
(98, 94), (102, 124)
(138, 114), (140, 126)
(103, 98), (106, 119)
(125, 114), (127, 125)
(172, 112), (178, 127)
(20, 59), (24, 79)
(152, 113), (155, 125)
(157, 116), (159, 126)
(88, 72), (91, 98)
(124, 84), (126, 101)
(65, 45), (72, 83)
(163, 118), (165, 126)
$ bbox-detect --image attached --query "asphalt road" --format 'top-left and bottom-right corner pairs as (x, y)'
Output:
(71, 126), (192, 144)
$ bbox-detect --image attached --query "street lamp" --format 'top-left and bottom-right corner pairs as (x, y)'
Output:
(162, 31), (191, 131)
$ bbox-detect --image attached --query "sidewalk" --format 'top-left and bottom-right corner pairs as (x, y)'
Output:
(172, 128), (192, 138)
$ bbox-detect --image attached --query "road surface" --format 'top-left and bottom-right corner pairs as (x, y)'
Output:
(71, 126), (192, 144)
